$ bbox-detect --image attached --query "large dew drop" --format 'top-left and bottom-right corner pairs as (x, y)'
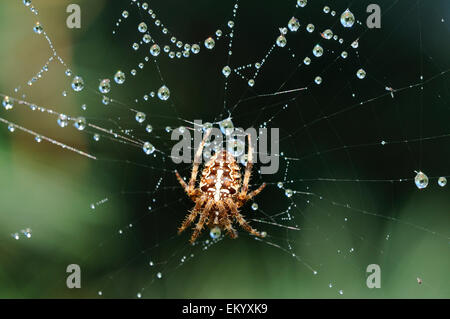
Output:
(219, 118), (234, 136)
(340, 9), (355, 28)
(71, 76), (84, 92)
(288, 17), (300, 32)
(114, 71), (125, 84)
(157, 85), (170, 101)
(99, 79), (111, 94)
(210, 227), (221, 239)
(313, 44), (324, 57)
(414, 171), (428, 189)
(204, 37), (215, 49)
(143, 142), (155, 155)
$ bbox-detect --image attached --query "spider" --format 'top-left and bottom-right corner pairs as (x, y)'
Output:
(175, 129), (266, 243)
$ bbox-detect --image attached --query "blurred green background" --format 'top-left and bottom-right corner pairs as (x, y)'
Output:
(0, 0), (449, 298)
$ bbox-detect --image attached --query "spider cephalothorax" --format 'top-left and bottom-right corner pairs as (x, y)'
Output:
(175, 129), (266, 243)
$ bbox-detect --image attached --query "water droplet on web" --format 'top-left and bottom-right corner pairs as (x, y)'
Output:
(157, 85), (170, 101)
(57, 114), (69, 128)
(438, 177), (447, 187)
(288, 17), (300, 32)
(276, 35), (287, 47)
(146, 124), (153, 133)
(150, 44), (160, 56)
(99, 79), (111, 94)
(2, 96), (14, 110)
(414, 171), (428, 189)
(71, 76), (84, 92)
(143, 142), (155, 155)
(306, 23), (315, 33)
(248, 79), (255, 87)
(33, 22), (43, 34)
(102, 96), (110, 105)
(303, 57), (311, 65)
(74, 117), (86, 131)
(228, 20), (234, 28)
(341, 9), (355, 28)
(321, 29), (333, 40)
(191, 44), (200, 54)
(219, 118), (234, 136)
(297, 0), (307, 8)
(204, 37), (215, 49)
(277, 182), (284, 188)
(285, 189), (293, 197)
(135, 112), (146, 123)
(114, 71), (125, 84)
(315, 76), (322, 85)
(8, 124), (15, 132)
(210, 226), (221, 239)
(251, 203), (259, 210)
(222, 66), (231, 77)
(313, 44), (323, 57)
(323, 6), (330, 14)
(138, 22), (147, 33)
(356, 69), (366, 79)
(93, 134), (100, 142)
(341, 51), (348, 59)
(156, 272), (162, 279)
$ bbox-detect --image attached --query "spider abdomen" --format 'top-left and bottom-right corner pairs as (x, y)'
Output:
(200, 150), (241, 200)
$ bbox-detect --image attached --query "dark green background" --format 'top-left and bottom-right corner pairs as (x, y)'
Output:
(0, 0), (448, 298)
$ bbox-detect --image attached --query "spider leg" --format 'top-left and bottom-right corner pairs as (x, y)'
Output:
(187, 128), (212, 194)
(239, 133), (254, 200)
(226, 198), (262, 238)
(190, 199), (214, 244)
(217, 201), (237, 239)
(246, 183), (266, 201)
(175, 170), (201, 199)
(178, 196), (207, 234)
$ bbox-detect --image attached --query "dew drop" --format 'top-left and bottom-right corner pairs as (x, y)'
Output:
(341, 9), (355, 28)
(204, 37), (215, 49)
(2, 96), (14, 110)
(414, 171), (428, 189)
(356, 69), (366, 79)
(114, 71), (126, 84)
(276, 35), (287, 47)
(210, 226), (221, 239)
(143, 142), (155, 155)
(135, 112), (146, 123)
(222, 66), (231, 78)
(288, 17), (300, 32)
(98, 79), (111, 94)
(157, 85), (170, 101)
(71, 76), (84, 92)
(438, 177), (447, 187)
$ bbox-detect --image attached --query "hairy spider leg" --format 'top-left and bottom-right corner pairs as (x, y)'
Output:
(190, 199), (214, 243)
(178, 196), (207, 234)
(226, 198), (262, 237)
(188, 128), (212, 193)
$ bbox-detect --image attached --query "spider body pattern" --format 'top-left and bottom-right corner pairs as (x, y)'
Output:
(175, 129), (266, 243)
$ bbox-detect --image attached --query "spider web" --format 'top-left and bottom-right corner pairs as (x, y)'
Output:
(0, 0), (449, 298)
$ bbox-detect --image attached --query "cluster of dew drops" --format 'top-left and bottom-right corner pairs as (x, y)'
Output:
(271, 1), (368, 88)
